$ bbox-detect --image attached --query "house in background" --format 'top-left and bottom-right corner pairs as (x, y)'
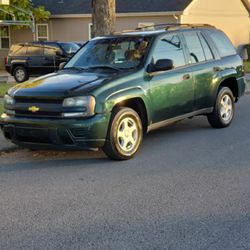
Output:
(0, 0), (250, 69)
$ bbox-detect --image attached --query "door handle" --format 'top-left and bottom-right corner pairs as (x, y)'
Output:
(183, 74), (191, 80)
(213, 66), (221, 72)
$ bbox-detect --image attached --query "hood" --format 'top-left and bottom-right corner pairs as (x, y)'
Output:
(8, 70), (113, 98)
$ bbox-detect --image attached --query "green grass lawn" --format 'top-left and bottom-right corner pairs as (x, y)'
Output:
(0, 83), (16, 114)
(244, 61), (250, 73)
(0, 83), (16, 97)
(0, 101), (4, 114)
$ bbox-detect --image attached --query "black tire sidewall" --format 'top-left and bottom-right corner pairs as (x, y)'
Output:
(105, 107), (143, 160)
(215, 87), (235, 127)
(13, 66), (28, 83)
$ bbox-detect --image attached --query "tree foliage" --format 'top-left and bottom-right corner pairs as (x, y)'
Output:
(0, 0), (50, 22)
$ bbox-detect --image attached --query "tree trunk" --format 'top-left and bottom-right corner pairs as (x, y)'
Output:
(92, 0), (116, 37)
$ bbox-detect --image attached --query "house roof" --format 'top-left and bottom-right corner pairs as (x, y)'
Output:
(32, 0), (193, 15)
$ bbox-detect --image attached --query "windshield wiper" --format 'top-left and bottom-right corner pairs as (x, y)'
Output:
(86, 65), (122, 72)
(63, 66), (85, 71)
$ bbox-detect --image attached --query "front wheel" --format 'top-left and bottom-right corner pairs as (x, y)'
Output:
(207, 87), (235, 128)
(103, 107), (143, 160)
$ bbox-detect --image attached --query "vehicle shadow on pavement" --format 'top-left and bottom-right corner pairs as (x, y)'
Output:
(0, 151), (110, 172)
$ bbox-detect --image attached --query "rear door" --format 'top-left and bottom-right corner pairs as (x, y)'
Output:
(43, 46), (58, 73)
(182, 31), (220, 110)
(148, 33), (195, 123)
(26, 45), (45, 75)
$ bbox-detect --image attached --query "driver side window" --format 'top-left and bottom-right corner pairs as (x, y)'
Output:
(153, 34), (186, 68)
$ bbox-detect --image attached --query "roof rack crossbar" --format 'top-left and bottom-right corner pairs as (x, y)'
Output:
(133, 23), (215, 32)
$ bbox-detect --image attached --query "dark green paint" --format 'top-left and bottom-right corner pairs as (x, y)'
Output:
(0, 28), (246, 150)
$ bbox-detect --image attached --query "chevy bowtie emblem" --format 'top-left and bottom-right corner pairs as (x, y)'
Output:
(28, 106), (40, 113)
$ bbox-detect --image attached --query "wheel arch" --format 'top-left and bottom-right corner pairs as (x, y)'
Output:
(11, 63), (28, 75)
(218, 77), (239, 100)
(111, 97), (149, 133)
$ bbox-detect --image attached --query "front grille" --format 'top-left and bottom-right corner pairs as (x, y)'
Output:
(13, 97), (63, 118)
(15, 97), (62, 104)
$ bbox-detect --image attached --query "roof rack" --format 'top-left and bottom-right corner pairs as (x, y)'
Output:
(134, 23), (215, 32)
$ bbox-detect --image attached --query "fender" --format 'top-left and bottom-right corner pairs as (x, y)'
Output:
(101, 86), (153, 123)
(211, 68), (239, 102)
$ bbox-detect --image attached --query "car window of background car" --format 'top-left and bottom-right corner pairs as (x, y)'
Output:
(44, 47), (56, 56)
(26, 46), (43, 56)
(59, 42), (79, 55)
(153, 34), (186, 68)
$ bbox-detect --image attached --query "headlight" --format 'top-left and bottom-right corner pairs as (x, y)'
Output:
(62, 96), (96, 117)
(4, 94), (15, 105)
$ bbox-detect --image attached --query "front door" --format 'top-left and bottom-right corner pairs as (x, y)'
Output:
(148, 33), (194, 123)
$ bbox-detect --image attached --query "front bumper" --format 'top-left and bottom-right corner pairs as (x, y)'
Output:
(0, 113), (110, 150)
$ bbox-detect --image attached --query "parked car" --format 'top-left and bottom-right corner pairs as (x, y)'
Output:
(73, 41), (86, 47)
(5, 41), (80, 83)
(0, 24), (246, 160)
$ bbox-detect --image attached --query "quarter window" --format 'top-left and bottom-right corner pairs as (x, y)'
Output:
(184, 32), (206, 64)
(208, 30), (236, 57)
(153, 34), (186, 68)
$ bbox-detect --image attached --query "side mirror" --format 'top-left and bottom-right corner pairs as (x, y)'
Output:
(59, 62), (66, 70)
(148, 59), (174, 73)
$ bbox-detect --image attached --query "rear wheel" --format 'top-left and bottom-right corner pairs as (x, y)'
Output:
(207, 87), (235, 128)
(103, 107), (143, 160)
(13, 66), (29, 83)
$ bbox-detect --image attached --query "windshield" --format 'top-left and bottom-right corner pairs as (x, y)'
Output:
(65, 36), (152, 70)
(60, 42), (80, 55)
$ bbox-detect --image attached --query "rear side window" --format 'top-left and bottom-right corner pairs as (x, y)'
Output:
(184, 32), (206, 63)
(208, 30), (236, 57)
(26, 46), (43, 56)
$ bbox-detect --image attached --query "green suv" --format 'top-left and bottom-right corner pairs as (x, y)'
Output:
(0, 24), (246, 160)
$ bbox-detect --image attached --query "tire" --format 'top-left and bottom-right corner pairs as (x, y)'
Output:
(13, 66), (29, 83)
(103, 107), (143, 160)
(207, 87), (235, 128)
